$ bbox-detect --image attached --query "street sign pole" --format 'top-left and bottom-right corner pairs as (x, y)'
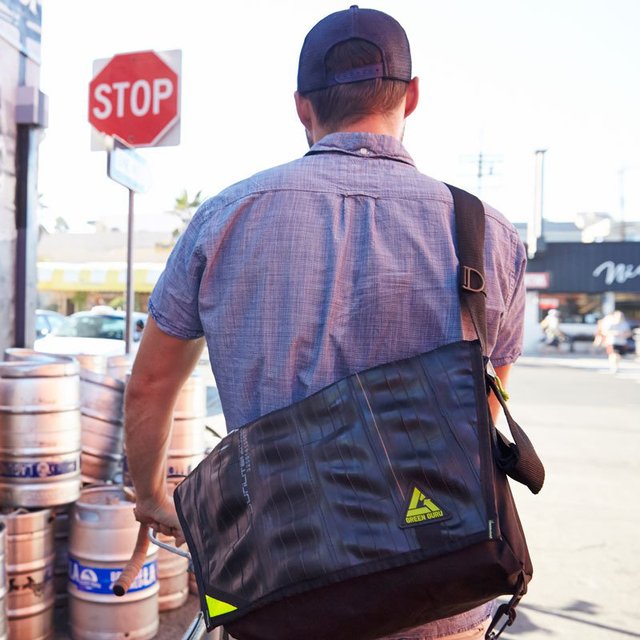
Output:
(106, 137), (150, 353)
(88, 50), (181, 353)
(125, 188), (135, 354)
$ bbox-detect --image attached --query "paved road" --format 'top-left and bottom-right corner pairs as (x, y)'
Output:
(55, 353), (640, 639)
(499, 353), (640, 639)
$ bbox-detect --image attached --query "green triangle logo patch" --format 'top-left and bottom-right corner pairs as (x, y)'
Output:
(401, 486), (450, 528)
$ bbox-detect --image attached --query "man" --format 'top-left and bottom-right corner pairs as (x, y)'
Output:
(125, 6), (526, 639)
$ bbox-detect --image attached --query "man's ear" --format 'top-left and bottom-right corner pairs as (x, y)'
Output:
(294, 91), (313, 130)
(404, 77), (419, 118)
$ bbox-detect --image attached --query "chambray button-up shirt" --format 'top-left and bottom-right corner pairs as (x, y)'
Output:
(150, 132), (525, 433)
(149, 132), (526, 637)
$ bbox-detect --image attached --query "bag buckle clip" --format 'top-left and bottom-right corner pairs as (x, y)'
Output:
(485, 586), (523, 639)
(461, 266), (485, 293)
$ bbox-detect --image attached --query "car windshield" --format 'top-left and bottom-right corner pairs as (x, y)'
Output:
(53, 315), (126, 340)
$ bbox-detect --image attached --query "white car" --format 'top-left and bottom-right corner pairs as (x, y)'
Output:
(34, 307), (148, 356)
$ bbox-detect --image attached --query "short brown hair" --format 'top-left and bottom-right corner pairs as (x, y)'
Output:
(301, 39), (409, 131)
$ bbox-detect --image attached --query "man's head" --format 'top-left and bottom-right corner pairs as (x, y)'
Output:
(295, 5), (418, 141)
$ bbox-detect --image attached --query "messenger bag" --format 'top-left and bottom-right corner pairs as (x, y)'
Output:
(174, 184), (545, 640)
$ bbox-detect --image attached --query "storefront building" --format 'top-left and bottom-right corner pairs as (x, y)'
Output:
(523, 241), (640, 353)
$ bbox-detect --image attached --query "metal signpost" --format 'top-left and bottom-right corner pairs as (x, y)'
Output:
(107, 138), (150, 352)
(88, 49), (181, 353)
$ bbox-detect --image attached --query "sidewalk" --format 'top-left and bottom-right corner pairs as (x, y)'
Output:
(520, 346), (640, 373)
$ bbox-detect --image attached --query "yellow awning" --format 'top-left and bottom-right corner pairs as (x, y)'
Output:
(37, 262), (165, 294)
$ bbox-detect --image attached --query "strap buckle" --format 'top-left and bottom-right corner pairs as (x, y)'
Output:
(485, 583), (524, 639)
(461, 266), (485, 293)
(485, 603), (517, 639)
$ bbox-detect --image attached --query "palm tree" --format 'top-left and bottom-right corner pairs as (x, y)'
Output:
(172, 189), (203, 237)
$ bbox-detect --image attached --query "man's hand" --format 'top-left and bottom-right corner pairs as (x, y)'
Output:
(133, 492), (186, 547)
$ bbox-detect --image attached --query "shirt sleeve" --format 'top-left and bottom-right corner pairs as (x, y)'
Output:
(489, 236), (527, 367)
(148, 209), (207, 340)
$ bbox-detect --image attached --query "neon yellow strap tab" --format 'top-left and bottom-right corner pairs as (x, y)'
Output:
(495, 375), (510, 402)
(206, 595), (238, 618)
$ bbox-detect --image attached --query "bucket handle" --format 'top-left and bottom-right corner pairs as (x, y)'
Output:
(148, 528), (192, 563)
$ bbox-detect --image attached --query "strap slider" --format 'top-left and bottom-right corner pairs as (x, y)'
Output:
(461, 266), (485, 293)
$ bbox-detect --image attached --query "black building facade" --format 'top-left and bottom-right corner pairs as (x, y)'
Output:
(527, 242), (640, 325)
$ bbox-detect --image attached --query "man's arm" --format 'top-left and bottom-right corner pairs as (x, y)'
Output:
(489, 364), (511, 423)
(124, 316), (204, 539)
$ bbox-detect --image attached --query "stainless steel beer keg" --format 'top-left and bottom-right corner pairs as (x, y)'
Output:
(79, 370), (125, 483)
(0, 353), (81, 507)
(105, 355), (135, 381)
(156, 531), (189, 612)
(68, 485), (158, 640)
(74, 354), (107, 375)
(167, 374), (206, 477)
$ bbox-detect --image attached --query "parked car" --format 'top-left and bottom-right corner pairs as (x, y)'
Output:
(35, 308), (65, 339)
(34, 307), (148, 356)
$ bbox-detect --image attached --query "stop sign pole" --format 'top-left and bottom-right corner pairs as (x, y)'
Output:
(88, 50), (181, 353)
(106, 137), (150, 353)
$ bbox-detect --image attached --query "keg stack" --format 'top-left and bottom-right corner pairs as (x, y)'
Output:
(0, 349), (82, 638)
(0, 350), (82, 508)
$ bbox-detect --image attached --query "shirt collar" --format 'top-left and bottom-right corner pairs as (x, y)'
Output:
(305, 132), (416, 167)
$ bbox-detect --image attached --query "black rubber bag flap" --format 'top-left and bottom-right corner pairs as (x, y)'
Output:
(174, 340), (533, 639)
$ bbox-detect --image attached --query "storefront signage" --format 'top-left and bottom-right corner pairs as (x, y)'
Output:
(592, 261), (640, 286)
(525, 272), (550, 290)
(527, 242), (640, 293)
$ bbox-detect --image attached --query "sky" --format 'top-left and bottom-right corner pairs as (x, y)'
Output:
(37, 0), (640, 233)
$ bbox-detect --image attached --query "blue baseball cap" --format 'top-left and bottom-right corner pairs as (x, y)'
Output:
(297, 5), (412, 94)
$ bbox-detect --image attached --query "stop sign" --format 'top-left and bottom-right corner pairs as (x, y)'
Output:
(88, 50), (180, 147)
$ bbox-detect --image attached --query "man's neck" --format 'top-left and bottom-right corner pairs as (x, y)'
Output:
(315, 112), (404, 143)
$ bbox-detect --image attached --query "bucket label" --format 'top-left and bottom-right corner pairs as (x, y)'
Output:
(69, 557), (157, 594)
(0, 458), (79, 478)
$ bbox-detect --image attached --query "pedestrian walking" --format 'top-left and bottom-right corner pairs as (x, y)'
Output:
(123, 6), (527, 639)
(540, 308), (565, 348)
(594, 309), (633, 373)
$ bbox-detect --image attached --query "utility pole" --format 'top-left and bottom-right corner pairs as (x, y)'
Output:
(528, 149), (547, 259)
(618, 167), (627, 241)
(461, 151), (501, 196)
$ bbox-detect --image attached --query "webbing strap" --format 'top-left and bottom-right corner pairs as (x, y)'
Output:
(445, 183), (546, 496)
(445, 184), (488, 355)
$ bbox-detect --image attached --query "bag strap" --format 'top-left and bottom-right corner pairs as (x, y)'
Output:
(445, 183), (488, 355)
(445, 183), (545, 496)
(487, 376), (545, 495)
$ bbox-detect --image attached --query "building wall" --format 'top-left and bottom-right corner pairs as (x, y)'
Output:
(0, 0), (43, 351)
(0, 36), (19, 352)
